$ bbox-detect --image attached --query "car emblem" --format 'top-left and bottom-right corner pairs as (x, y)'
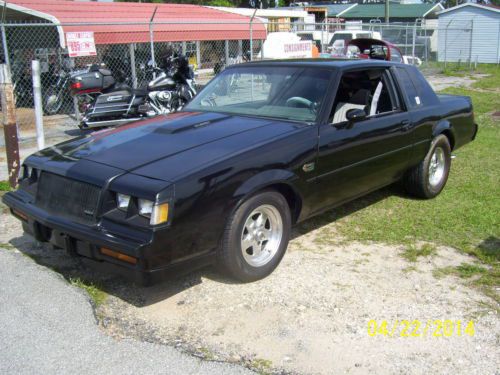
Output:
(302, 162), (315, 172)
(83, 209), (94, 216)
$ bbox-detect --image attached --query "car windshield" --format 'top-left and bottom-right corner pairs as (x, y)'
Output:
(184, 66), (332, 122)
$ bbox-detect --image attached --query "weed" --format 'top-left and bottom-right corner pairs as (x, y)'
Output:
(70, 277), (107, 307)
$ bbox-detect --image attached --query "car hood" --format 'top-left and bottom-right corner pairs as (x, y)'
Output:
(31, 111), (300, 182)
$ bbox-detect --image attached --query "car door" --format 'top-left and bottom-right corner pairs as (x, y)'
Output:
(310, 67), (413, 211)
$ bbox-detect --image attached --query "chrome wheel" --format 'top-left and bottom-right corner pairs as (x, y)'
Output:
(44, 93), (62, 114)
(240, 204), (283, 267)
(428, 147), (446, 188)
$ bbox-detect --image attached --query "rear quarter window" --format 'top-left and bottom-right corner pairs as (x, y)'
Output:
(396, 67), (421, 109)
(396, 66), (439, 108)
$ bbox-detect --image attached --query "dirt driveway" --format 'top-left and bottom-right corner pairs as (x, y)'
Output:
(1, 207), (498, 375)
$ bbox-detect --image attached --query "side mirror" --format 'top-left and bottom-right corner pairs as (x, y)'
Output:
(346, 108), (367, 123)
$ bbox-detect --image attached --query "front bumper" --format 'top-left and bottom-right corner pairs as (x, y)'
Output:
(2, 191), (212, 286)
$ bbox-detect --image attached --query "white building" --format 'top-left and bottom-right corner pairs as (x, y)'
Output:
(437, 3), (500, 64)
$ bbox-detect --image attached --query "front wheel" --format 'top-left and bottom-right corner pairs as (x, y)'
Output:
(43, 88), (63, 115)
(403, 134), (451, 199)
(217, 190), (291, 282)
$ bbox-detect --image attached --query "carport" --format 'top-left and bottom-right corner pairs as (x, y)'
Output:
(0, 0), (266, 77)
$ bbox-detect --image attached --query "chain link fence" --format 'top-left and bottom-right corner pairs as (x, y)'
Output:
(0, 20), (488, 143)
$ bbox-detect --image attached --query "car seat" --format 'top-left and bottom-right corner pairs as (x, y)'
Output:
(332, 88), (371, 124)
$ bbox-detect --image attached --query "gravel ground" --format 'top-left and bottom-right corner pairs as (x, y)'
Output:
(0, 240), (255, 375)
(0, 208), (498, 375)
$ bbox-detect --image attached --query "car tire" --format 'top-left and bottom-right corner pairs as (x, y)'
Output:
(404, 134), (451, 199)
(217, 190), (291, 282)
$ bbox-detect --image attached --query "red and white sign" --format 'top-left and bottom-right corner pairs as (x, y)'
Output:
(66, 32), (97, 58)
(282, 41), (313, 59)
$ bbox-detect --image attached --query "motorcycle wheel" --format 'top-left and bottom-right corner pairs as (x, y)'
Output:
(43, 88), (63, 115)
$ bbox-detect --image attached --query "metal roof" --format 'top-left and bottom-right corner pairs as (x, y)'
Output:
(340, 3), (444, 19)
(211, 6), (310, 19)
(308, 4), (357, 17)
(437, 3), (500, 15)
(0, 0), (267, 47)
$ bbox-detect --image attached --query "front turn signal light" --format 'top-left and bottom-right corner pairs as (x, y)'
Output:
(150, 203), (169, 225)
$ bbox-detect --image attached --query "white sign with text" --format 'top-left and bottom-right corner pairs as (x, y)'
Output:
(66, 32), (97, 58)
(282, 41), (313, 59)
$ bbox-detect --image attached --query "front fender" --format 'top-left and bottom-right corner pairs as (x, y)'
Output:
(233, 169), (299, 200)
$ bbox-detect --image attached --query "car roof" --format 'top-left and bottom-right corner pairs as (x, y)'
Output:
(234, 58), (398, 70)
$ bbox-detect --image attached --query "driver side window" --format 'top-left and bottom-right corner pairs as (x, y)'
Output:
(330, 68), (399, 125)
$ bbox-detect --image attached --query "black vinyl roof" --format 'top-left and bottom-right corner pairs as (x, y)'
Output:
(236, 58), (398, 69)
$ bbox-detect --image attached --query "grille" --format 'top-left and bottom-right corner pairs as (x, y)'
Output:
(35, 172), (101, 225)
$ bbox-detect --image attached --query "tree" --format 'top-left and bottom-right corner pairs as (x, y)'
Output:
(208, 0), (237, 6)
(115, 0), (292, 7)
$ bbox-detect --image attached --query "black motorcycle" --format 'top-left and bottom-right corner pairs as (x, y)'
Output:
(72, 53), (196, 129)
(43, 66), (91, 115)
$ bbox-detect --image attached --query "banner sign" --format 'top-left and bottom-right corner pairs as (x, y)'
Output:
(66, 32), (97, 58)
(282, 41), (313, 59)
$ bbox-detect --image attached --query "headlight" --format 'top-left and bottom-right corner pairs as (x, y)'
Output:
(138, 199), (153, 216)
(138, 199), (169, 225)
(116, 193), (131, 210)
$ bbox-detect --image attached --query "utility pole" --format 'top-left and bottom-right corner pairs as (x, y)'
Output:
(385, 0), (390, 24)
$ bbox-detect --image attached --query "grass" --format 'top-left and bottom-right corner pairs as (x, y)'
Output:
(0, 181), (11, 191)
(69, 277), (107, 307)
(401, 243), (437, 263)
(325, 66), (499, 303)
(249, 358), (273, 375)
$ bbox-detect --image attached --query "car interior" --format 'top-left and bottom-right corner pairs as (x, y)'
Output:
(330, 68), (397, 124)
(193, 67), (332, 122)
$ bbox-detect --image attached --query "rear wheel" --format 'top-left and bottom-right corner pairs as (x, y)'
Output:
(404, 134), (451, 199)
(218, 190), (291, 282)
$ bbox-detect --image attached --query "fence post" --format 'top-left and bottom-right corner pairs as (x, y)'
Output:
(129, 43), (137, 89)
(497, 20), (500, 65)
(411, 23), (416, 62)
(31, 60), (44, 150)
(468, 20), (473, 69)
(196, 41), (201, 69)
(0, 64), (20, 188)
(149, 7), (158, 76)
(224, 40), (229, 66)
(444, 22), (449, 69)
(321, 22), (324, 53)
(1, 25), (10, 68)
(249, 9), (257, 61)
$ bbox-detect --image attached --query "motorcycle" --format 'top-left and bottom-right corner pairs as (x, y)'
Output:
(72, 53), (196, 129)
(43, 66), (91, 115)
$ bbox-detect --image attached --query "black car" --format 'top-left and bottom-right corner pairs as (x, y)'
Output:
(3, 59), (477, 285)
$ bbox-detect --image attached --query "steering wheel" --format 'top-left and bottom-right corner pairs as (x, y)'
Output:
(286, 97), (313, 109)
(200, 93), (217, 107)
(286, 96), (319, 116)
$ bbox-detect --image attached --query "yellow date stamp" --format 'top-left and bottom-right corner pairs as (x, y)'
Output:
(367, 320), (475, 338)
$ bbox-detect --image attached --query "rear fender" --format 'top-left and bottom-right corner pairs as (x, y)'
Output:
(432, 120), (455, 150)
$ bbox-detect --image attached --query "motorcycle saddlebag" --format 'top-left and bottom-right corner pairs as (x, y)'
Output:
(71, 69), (115, 95)
(86, 90), (134, 118)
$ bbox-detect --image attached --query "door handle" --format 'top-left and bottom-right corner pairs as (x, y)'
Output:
(400, 120), (412, 132)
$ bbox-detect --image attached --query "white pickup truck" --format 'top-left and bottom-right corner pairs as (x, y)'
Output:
(328, 30), (382, 54)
